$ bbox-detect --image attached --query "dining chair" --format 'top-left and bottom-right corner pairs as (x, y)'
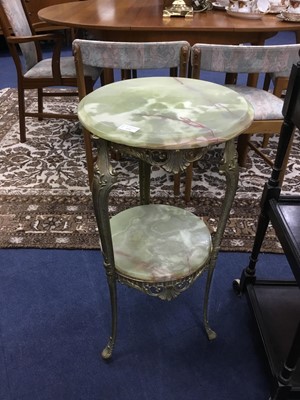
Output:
(73, 39), (190, 187)
(179, 42), (300, 202)
(261, 57), (299, 148)
(0, 0), (100, 144)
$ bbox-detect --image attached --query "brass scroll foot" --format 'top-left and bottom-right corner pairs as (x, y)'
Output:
(101, 336), (115, 360)
(205, 325), (217, 341)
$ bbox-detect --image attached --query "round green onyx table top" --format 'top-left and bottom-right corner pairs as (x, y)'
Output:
(110, 205), (212, 282)
(78, 77), (254, 150)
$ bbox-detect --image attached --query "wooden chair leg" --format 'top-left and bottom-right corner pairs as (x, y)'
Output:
(38, 88), (43, 121)
(174, 173), (181, 196)
(174, 164), (195, 202)
(18, 87), (26, 143)
(263, 73), (271, 92)
(103, 68), (114, 85)
(83, 128), (95, 189)
(184, 163), (194, 203)
(237, 133), (250, 167)
(121, 70), (131, 80)
(273, 77), (289, 98)
(262, 133), (272, 148)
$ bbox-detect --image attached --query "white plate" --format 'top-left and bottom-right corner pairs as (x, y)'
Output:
(212, 2), (226, 9)
(225, 7), (264, 18)
(257, 0), (270, 12)
(277, 11), (300, 20)
(268, 5), (287, 13)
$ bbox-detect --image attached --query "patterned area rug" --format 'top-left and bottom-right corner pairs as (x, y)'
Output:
(0, 88), (299, 252)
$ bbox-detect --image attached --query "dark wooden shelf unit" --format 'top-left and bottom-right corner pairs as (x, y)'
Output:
(237, 62), (300, 400)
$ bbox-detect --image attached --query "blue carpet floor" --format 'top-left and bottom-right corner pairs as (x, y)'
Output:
(0, 249), (294, 400)
(0, 30), (298, 399)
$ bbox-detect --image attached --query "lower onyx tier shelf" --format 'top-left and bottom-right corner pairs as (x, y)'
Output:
(246, 281), (300, 397)
(109, 204), (212, 282)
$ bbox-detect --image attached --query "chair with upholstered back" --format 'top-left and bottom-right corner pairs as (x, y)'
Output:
(73, 39), (190, 187)
(0, 0), (99, 144)
(261, 55), (300, 148)
(179, 43), (300, 202)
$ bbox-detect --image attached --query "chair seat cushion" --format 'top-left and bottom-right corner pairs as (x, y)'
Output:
(226, 85), (284, 120)
(110, 204), (212, 282)
(24, 56), (100, 80)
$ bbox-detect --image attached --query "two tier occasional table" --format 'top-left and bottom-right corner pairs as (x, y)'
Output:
(78, 76), (254, 358)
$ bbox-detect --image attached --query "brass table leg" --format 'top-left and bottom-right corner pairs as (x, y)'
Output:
(92, 138), (239, 350)
(203, 139), (239, 340)
(92, 138), (118, 359)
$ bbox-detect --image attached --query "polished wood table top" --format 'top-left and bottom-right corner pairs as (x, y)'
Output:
(38, 0), (300, 45)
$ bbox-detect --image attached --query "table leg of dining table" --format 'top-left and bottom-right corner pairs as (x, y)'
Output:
(203, 139), (239, 340)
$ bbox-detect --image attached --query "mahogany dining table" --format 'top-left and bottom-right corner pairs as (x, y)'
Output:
(38, 0), (300, 45)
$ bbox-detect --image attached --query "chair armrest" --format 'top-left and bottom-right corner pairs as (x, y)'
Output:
(32, 21), (70, 32)
(7, 33), (65, 83)
(6, 32), (65, 44)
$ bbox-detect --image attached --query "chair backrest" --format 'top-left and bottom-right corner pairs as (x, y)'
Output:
(0, 0), (38, 71)
(191, 43), (300, 86)
(73, 39), (190, 98)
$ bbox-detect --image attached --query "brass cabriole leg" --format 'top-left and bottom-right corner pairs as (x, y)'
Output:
(92, 138), (118, 359)
(203, 139), (239, 340)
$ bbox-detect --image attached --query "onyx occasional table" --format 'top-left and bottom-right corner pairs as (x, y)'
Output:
(78, 76), (253, 358)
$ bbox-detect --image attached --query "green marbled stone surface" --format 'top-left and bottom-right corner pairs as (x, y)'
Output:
(110, 204), (212, 282)
(78, 77), (254, 150)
